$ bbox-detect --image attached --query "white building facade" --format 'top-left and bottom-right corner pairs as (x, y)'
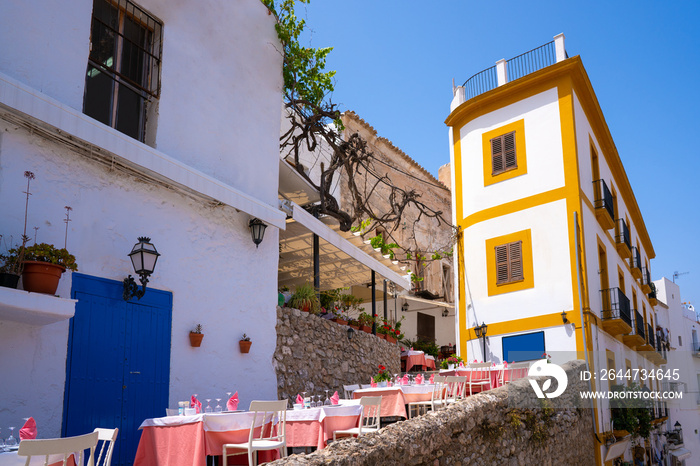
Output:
(0, 0), (284, 463)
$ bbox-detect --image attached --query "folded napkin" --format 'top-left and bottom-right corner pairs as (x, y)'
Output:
(401, 374), (409, 385)
(19, 417), (37, 440)
(429, 374), (435, 384)
(504, 361), (508, 368)
(415, 374), (423, 384)
(330, 391), (339, 405)
(191, 395), (202, 414)
(370, 377), (377, 388)
(227, 391), (239, 411)
(296, 394), (304, 405)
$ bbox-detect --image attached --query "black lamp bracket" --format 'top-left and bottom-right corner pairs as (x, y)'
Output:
(123, 273), (150, 301)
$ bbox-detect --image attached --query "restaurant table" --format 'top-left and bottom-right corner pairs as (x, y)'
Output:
(439, 366), (505, 393)
(401, 350), (427, 372)
(352, 384), (436, 418)
(425, 355), (436, 370)
(285, 405), (362, 449)
(0, 450), (77, 466)
(134, 412), (278, 466)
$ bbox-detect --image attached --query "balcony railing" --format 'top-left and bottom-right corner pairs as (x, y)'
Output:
(505, 41), (557, 82)
(593, 179), (614, 227)
(600, 287), (632, 327)
(647, 323), (655, 348)
(462, 66), (498, 102)
(634, 310), (645, 339)
(630, 247), (641, 270)
(615, 218), (631, 254)
(656, 335), (668, 361)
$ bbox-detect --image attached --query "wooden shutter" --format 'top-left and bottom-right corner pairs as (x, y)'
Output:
(496, 241), (523, 284)
(490, 131), (517, 175)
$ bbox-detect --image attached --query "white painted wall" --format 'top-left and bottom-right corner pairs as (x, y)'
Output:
(462, 199), (573, 325)
(0, 0), (282, 205)
(0, 120), (280, 437)
(457, 88), (563, 218)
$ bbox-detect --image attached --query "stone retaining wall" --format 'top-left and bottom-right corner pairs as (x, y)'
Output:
(274, 306), (401, 402)
(269, 360), (595, 465)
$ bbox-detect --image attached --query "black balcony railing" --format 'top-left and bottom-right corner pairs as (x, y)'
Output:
(642, 267), (651, 287)
(634, 310), (645, 338)
(647, 323), (655, 348)
(648, 282), (657, 301)
(593, 179), (614, 220)
(615, 218), (631, 251)
(630, 247), (641, 271)
(600, 287), (632, 327)
(463, 65), (498, 102)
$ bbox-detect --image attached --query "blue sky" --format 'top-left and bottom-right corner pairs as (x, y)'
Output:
(299, 0), (700, 310)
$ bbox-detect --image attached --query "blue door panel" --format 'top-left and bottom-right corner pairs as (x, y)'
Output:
(64, 273), (172, 466)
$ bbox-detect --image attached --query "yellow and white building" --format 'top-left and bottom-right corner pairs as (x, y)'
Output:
(447, 34), (672, 465)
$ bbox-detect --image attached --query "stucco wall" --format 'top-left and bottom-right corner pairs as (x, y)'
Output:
(0, 119), (280, 437)
(274, 306), (401, 403)
(269, 360), (595, 466)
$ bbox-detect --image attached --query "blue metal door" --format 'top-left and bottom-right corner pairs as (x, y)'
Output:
(63, 273), (172, 466)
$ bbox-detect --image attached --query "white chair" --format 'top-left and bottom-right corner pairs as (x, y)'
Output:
(407, 375), (446, 419)
(466, 362), (493, 396)
(332, 396), (382, 441)
(444, 376), (468, 404)
(504, 362), (530, 384)
(360, 384), (372, 389)
(222, 400), (287, 466)
(93, 428), (118, 466)
(343, 384), (360, 399)
(18, 431), (99, 466)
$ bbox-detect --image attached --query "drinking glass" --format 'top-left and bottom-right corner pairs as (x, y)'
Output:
(215, 398), (222, 412)
(315, 395), (322, 407)
(205, 399), (213, 413)
(6, 427), (16, 447)
(324, 390), (331, 406)
(301, 391), (308, 408)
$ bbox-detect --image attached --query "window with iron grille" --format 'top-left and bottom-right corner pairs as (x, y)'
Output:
(84, 0), (163, 141)
(490, 131), (517, 175)
(495, 241), (523, 285)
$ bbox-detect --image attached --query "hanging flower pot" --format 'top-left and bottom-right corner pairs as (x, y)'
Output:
(189, 324), (204, 347)
(239, 340), (252, 353)
(21, 261), (65, 294)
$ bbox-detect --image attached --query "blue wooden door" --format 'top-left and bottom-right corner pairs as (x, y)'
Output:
(63, 273), (172, 466)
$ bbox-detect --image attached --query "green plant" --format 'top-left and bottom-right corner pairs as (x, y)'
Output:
(358, 312), (375, 327)
(373, 364), (391, 383)
(377, 319), (393, 335)
(192, 324), (203, 334)
(402, 338), (439, 358)
(23, 243), (78, 271)
(289, 282), (321, 313)
(347, 318), (359, 327)
(0, 237), (24, 275)
(369, 235), (398, 258)
(241, 333), (250, 341)
(350, 218), (371, 234)
(610, 383), (652, 439)
(440, 354), (463, 369)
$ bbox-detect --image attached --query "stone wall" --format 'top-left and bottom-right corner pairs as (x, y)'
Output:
(269, 360), (595, 465)
(274, 306), (401, 402)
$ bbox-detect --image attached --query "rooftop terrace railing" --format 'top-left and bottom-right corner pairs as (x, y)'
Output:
(454, 34), (567, 107)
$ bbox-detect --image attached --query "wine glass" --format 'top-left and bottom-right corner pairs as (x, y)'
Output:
(301, 391), (308, 408)
(323, 390), (331, 405)
(6, 427), (16, 447)
(205, 399), (212, 413)
(215, 398), (222, 412)
(315, 395), (322, 407)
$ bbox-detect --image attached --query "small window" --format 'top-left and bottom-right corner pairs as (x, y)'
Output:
(84, 0), (163, 141)
(495, 241), (523, 285)
(490, 131), (517, 175)
(678, 335), (682, 347)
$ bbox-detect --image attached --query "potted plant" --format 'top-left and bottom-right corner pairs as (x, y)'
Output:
(189, 324), (204, 347)
(440, 354), (462, 370)
(373, 364), (391, 387)
(239, 334), (252, 353)
(22, 243), (77, 294)
(288, 282), (321, 314)
(0, 244), (24, 289)
(348, 318), (360, 331)
(377, 319), (392, 341)
(358, 312), (374, 333)
(334, 307), (348, 326)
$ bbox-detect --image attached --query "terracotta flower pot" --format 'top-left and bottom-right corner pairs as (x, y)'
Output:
(239, 340), (252, 353)
(21, 261), (65, 294)
(386, 335), (397, 344)
(189, 332), (204, 347)
(377, 333), (386, 340)
(360, 325), (371, 333)
(349, 324), (360, 331)
(336, 319), (348, 326)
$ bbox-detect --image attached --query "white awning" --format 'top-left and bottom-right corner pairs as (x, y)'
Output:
(279, 200), (410, 291)
(604, 439), (631, 462)
(670, 448), (691, 461)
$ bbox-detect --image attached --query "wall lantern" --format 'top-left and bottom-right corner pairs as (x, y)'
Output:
(674, 421), (684, 444)
(442, 308), (449, 317)
(401, 302), (409, 313)
(474, 322), (488, 361)
(561, 310), (569, 324)
(347, 327), (355, 341)
(249, 218), (267, 248)
(123, 237), (160, 301)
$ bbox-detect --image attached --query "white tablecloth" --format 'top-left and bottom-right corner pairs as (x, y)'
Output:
(285, 405), (362, 422)
(139, 412), (269, 431)
(0, 450), (77, 466)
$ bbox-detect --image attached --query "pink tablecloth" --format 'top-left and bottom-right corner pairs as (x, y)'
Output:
(285, 405), (362, 449)
(401, 352), (427, 372)
(425, 356), (436, 370)
(353, 387), (407, 418)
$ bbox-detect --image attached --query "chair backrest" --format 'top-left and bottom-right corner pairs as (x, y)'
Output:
(444, 376), (468, 402)
(18, 431), (99, 466)
(468, 362), (492, 383)
(247, 400), (287, 444)
(507, 362), (531, 382)
(358, 396), (382, 433)
(93, 428), (118, 466)
(360, 384), (372, 389)
(343, 384), (360, 399)
(430, 375), (446, 403)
